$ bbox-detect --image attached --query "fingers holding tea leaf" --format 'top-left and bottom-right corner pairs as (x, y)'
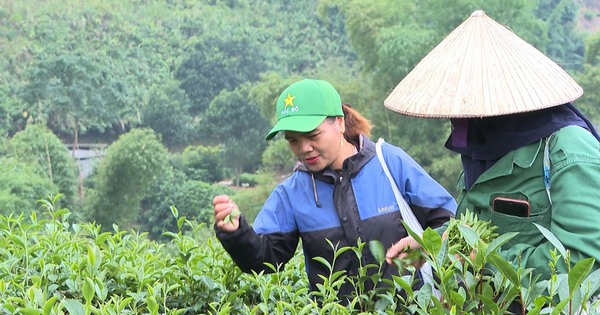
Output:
(214, 197), (241, 232)
(223, 204), (241, 224)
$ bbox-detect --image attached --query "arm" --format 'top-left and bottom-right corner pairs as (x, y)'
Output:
(215, 216), (299, 273)
(382, 143), (457, 228)
(213, 192), (299, 274)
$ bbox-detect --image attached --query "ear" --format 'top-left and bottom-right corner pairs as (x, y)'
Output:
(336, 116), (345, 133)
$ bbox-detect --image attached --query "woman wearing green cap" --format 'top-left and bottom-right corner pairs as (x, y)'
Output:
(213, 78), (456, 303)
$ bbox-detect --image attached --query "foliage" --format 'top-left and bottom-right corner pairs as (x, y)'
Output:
(543, 0), (585, 72)
(0, 157), (57, 216)
(238, 173), (259, 187)
(87, 128), (169, 230)
(200, 84), (270, 186)
(140, 78), (194, 148)
(445, 210), (498, 257)
(260, 138), (297, 174)
(177, 144), (225, 183)
(139, 166), (233, 241)
(576, 32), (600, 126)
(2, 196), (600, 314)
(7, 123), (78, 210)
(175, 34), (268, 117)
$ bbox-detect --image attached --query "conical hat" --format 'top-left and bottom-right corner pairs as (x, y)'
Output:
(383, 10), (583, 118)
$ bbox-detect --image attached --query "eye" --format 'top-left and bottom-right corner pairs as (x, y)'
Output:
(307, 132), (320, 140)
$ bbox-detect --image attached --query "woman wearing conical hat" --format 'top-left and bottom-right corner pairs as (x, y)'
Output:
(385, 10), (600, 313)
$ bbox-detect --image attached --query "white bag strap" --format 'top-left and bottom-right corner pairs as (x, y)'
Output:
(375, 138), (441, 299)
(375, 138), (422, 233)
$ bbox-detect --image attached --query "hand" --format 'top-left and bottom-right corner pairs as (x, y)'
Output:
(213, 194), (241, 232)
(385, 236), (425, 267)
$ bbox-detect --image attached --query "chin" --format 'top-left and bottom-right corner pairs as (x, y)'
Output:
(307, 164), (326, 172)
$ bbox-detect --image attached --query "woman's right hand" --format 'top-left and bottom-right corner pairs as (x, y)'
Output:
(385, 236), (425, 267)
(213, 194), (241, 232)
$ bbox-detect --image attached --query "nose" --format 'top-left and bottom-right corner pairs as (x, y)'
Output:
(298, 139), (313, 154)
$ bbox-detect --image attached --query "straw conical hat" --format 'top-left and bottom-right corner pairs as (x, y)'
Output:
(384, 10), (583, 118)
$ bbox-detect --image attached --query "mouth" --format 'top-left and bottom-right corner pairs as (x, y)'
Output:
(304, 156), (319, 165)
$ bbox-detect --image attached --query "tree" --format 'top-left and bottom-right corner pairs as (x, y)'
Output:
(0, 156), (57, 217)
(139, 168), (233, 240)
(140, 78), (193, 148)
(19, 49), (124, 146)
(544, 0), (585, 72)
(7, 123), (78, 210)
(87, 128), (169, 230)
(178, 144), (225, 183)
(175, 34), (268, 117)
(201, 84), (270, 186)
(261, 138), (297, 174)
(575, 31), (600, 125)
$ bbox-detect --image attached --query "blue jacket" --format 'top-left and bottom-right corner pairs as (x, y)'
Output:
(217, 136), (456, 299)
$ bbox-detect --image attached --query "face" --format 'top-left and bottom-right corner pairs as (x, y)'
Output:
(284, 117), (345, 172)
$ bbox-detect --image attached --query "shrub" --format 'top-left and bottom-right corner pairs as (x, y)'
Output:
(2, 197), (599, 314)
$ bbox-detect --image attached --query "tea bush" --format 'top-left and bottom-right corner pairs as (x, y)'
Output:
(1, 196), (599, 314)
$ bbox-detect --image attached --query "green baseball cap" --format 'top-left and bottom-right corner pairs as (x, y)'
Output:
(265, 79), (344, 140)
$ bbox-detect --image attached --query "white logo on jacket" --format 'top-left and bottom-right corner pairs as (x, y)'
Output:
(377, 204), (396, 214)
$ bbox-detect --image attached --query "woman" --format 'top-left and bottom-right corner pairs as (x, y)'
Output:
(383, 11), (600, 313)
(213, 78), (456, 302)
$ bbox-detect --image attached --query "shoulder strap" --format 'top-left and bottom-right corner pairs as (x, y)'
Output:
(543, 134), (554, 205)
(375, 138), (422, 233)
(376, 138), (441, 298)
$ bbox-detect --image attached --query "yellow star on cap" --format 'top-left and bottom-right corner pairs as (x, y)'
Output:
(284, 93), (295, 108)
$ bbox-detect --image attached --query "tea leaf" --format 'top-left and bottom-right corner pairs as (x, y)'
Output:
(568, 257), (595, 294)
(368, 240), (385, 265)
(533, 223), (566, 258)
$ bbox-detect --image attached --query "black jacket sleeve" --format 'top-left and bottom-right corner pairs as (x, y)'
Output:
(215, 216), (300, 273)
(412, 204), (454, 230)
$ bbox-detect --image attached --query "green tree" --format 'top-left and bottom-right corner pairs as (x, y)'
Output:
(87, 128), (169, 230)
(176, 35), (268, 117)
(7, 123), (78, 209)
(576, 31), (600, 125)
(261, 138), (297, 174)
(0, 156), (57, 216)
(140, 78), (193, 148)
(178, 144), (225, 183)
(139, 167), (233, 240)
(201, 85), (270, 186)
(19, 49), (124, 146)
(544, 0), (585, 72)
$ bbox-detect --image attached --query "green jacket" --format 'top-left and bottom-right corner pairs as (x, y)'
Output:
(454, 125), (600, 281)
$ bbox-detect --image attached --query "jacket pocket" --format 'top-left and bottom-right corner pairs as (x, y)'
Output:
(490, 203), (551, 248)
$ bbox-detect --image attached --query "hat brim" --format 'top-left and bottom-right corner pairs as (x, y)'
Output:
(383, 10), (583, 118)
(265, 115), (327, 140)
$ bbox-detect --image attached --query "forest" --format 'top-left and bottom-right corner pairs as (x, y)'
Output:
(1, 0), (600, 313)
(1, 0), (598, 237)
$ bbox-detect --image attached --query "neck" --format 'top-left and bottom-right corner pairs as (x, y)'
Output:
(331, 140), (357, 170)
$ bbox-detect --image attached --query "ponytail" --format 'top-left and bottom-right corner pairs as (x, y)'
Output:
(342, 103), (372, 140)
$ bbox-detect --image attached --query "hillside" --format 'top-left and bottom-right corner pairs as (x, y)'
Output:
(578, 0), (600, 33)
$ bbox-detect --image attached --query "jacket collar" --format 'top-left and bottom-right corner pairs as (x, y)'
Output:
(471, 138), (543, 185)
